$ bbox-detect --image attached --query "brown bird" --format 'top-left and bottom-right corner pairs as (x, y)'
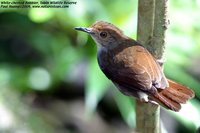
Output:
(75, 21), (194, 112)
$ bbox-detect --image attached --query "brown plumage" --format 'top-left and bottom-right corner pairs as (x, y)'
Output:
(153, 79), (194, 111)
(75, 21), (195, 112)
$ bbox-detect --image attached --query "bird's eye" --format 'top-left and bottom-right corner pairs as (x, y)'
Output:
(100, 32), (107, 38)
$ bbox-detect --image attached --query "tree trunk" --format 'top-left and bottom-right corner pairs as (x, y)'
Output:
(136, 0), (169, 133)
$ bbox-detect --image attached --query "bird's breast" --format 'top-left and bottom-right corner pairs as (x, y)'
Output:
(97, 46), (135, 73)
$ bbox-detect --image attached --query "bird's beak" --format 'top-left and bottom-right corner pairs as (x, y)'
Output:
(74, 27), (94, 34)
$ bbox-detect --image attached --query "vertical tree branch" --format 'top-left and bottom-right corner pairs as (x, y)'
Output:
(136, 0), (168, 133)
(151, 0), (169, 59)
(137, 0), (155, 47)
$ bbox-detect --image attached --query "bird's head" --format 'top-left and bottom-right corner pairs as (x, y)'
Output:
(75, 21), (126, 49)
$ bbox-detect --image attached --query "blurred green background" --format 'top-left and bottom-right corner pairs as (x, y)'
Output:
(0, 0), (200, 133)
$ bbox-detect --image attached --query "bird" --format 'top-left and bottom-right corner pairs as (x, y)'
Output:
(75, 21), (194, 112)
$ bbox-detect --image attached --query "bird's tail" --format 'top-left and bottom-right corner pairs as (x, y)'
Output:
(152, 79), (194, 112)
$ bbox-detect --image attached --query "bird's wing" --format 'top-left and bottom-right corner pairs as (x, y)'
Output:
(98, 44), (167, 92)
